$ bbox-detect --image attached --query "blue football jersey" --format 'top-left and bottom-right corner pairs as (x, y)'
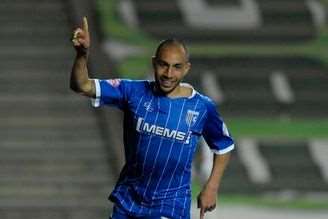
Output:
(92, 79), (234, 219)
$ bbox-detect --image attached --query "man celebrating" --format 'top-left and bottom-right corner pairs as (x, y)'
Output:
(71, 17), (234, 219)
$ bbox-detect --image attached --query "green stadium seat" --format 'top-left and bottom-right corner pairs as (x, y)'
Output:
(133, 0), (316, 43)
(258, 140), (328, 191)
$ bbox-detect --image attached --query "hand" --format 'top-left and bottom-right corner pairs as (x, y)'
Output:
(197, 184), (218, 219)
(71, 16), (90, 54)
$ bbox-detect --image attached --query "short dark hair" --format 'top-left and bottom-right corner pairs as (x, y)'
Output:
(154, 38), (189, 61)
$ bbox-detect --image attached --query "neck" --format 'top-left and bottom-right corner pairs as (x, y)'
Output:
(154, 83), (192, 98)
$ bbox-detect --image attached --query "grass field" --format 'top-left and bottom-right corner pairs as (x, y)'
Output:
(227, 117), (328, 139)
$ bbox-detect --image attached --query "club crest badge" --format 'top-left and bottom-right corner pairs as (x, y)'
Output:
(185, 110), (199, 127)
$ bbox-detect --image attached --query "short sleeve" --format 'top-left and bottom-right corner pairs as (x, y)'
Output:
(91, 79), (130, 109)
(202, 100), (234, 154)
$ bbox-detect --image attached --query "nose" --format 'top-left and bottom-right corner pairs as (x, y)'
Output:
(165, 66), (173, 78)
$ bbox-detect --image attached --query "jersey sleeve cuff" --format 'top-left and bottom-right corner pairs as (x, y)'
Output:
(91, 79), (101, 107)
(211, 144), (235, 155)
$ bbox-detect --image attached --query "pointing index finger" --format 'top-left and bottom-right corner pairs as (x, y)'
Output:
(82, 16), (89, 33)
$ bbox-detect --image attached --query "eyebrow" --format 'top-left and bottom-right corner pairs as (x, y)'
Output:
(156, 58), (185, 66)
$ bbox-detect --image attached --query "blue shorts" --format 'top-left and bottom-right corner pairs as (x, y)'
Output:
(110, 205), (168, 219)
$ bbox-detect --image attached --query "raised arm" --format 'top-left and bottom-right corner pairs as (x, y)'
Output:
(70, 17), (95, 97)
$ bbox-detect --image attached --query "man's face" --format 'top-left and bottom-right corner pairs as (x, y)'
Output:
(152, 45), (191, 95)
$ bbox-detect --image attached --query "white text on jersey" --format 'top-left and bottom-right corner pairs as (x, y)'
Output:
(136, 117), (187, 142)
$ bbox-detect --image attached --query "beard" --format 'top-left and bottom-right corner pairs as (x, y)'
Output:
(155, 76), (181, 95)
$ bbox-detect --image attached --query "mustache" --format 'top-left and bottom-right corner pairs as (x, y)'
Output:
(160, 76), (177, 82)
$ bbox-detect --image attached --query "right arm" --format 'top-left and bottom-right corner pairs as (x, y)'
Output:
(70, 17), (95, 97)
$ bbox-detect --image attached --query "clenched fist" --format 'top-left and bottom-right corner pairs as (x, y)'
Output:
(71, 16), (90, 54)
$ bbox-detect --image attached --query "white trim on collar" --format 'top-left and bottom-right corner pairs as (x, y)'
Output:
(180, 82), (196, 99)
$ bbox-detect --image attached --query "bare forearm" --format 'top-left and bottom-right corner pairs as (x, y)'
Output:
(197, 152), (231, 217)
(70, 53), (95, 97)
(70, 17), (95, 97)
(206, 152), (231, 191)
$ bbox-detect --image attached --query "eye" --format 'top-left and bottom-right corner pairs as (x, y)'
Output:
(174, 64), (183, 69)
(157, 60), (167, 67)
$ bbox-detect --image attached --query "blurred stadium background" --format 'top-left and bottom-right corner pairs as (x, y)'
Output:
(1, 0), (328, 218)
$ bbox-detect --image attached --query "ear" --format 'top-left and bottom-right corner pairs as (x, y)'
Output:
(183, 62), (191, 76)
(152, 56), (156, 67)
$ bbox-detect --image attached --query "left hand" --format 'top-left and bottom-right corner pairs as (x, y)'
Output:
(71, 16), (90, 54)
(197, 184), (217, 219)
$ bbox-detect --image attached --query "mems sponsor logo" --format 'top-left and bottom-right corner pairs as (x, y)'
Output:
(136, 117), (190, 143)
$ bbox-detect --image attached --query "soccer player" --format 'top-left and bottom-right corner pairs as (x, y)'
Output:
(71, 17), (234, 219)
